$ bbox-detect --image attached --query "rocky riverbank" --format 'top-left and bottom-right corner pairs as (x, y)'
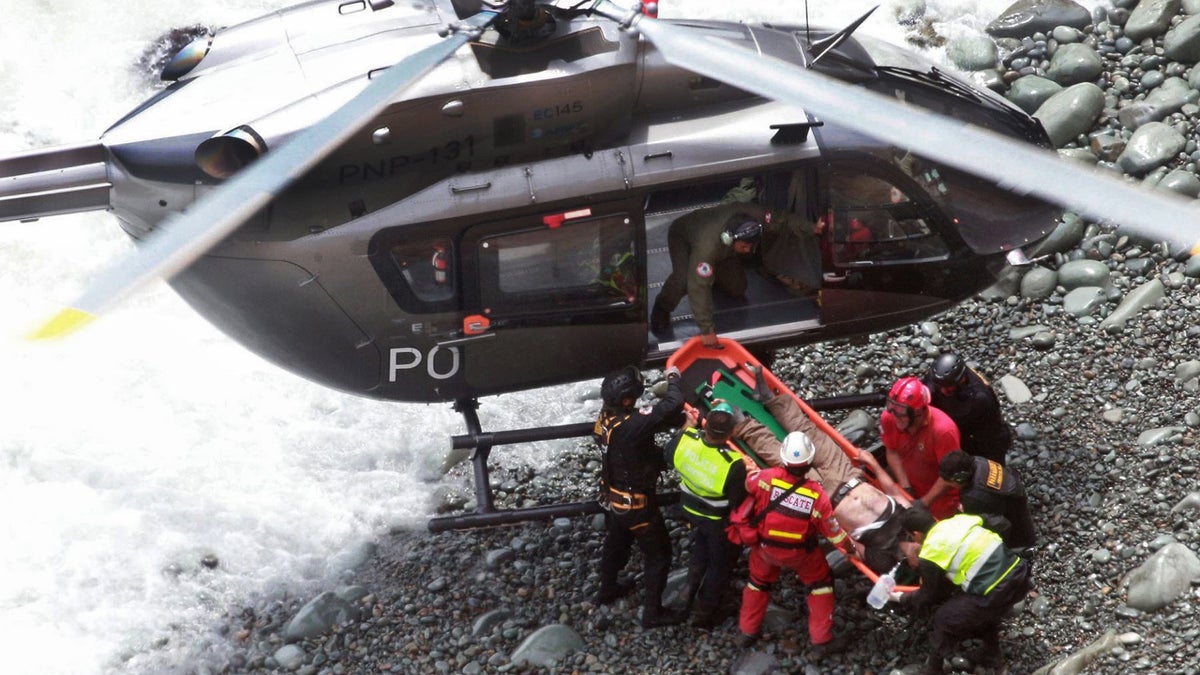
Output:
(194, 1), (1200, 673)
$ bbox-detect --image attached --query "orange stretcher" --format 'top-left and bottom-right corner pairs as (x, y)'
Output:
(665, 335), (919, 593)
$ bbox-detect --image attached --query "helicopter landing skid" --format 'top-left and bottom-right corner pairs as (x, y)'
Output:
(426, 398), (682, 532)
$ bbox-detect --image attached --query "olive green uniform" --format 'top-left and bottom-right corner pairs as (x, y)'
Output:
(655, 203), (775, 335)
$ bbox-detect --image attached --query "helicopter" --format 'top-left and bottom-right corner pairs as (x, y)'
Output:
(4, 0), (1199, 529)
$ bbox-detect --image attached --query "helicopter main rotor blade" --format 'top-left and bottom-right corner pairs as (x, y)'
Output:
(632, 16), (1200, 253)
(32, 10), (497, 340)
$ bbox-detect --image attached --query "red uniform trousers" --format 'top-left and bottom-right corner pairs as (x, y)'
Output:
(739, 542), (835, 644)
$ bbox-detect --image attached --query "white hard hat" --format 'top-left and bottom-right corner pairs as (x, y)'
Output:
(780, 432), (816, 469)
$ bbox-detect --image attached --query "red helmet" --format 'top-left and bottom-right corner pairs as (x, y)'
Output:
(887, 377), (930, 418)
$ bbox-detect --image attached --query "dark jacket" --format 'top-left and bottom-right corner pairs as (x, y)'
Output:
(593, 377), (685, 493)
(924, 367), (1013, 464)
(958, 456), (1037, 549)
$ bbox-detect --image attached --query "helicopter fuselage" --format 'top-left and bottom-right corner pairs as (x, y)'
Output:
(2, 0), (1061, 403)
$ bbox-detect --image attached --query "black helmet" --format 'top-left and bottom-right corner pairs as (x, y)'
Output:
(930, 352), (967, 388)
(601, 366), (644, 406)
(721, 215), (763, 246)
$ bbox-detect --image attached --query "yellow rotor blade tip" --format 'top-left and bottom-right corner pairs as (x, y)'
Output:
(28, 308), (97, 341)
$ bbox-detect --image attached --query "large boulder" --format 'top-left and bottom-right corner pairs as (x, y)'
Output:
(1117, 122), (1187, 175)
(1125, 0), (1183, 42)
(1034, 82), (1105, 147)
(986, 0), (1092, 38)
(1126, 542), (1200, 612)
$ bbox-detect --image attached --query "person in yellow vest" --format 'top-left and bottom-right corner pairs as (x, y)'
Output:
(893, 503), (1032, 674)
(736, 432), (853, 658)
(664, 402), (748, 628)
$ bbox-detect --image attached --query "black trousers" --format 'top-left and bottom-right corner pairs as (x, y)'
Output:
(599, 505), (673, 612)
(930, 560), (1031, 658)
(687, 517), (739, 613)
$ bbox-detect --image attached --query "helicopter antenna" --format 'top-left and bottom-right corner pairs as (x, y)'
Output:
(809, 5), (877, 67)
(804, 0), (810, 52)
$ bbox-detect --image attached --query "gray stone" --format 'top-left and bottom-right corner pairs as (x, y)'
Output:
(1062, 286), (1106, 316)
(1125, 0), (1182, 42)
(284, 591), (362, 643)
(1045, 43), (1104, 86)
(836, 409), (876, 446)
(274, 644), (306, 671)
(1007, 75), (1064, 113)
(1137, 426), (1186, 446)
(1100, 279), (1164, 332)
(731, 650), (779, 675)
(1186, 0), (1200, 13)
(1027, 213), (1086, 257)
(1117, 77), (1199, 128)
(1186, 254), (1200, 277)
(1175, 360), (1200, 385)
(509, 624), (585, 668)
(947, 36), (998, 71)
(987, 0), (1092, 38)
(1157, 168), (1200, 197)
(1165, 13), (1200, 62)
(1125, 542), (1200, 612)
(1034, 82), (1105, 147)
(1117, 122), (1187, 175)
(1019, 266), (1058, 299)
(1058, 259), (1110, 289)
(996, 375), (1033, 404)
(1009, 325), (1051, 340)
(1090, 133), (1126, 161)
(485, 548), (516, 568)
(472, 609), (513, 637)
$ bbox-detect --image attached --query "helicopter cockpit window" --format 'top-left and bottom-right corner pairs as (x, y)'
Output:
(389, 237), (456, 304)
(478, 214), (637, 314)
(828, 172), (948, 265)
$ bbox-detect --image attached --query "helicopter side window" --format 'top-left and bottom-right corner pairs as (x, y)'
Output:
(478, 214), (637, 314)
(828, 173), (948, 264)
(388, 237), (456, 304)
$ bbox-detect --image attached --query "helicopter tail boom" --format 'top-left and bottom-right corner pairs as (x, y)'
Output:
(0, 143), (111, 223)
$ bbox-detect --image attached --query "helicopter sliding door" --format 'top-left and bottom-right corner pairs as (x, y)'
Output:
(459, 202), (646, 394)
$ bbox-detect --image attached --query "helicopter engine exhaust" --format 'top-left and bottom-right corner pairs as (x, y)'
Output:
(195, 126), (267, 179)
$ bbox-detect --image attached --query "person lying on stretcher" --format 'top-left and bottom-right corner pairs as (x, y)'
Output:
(732, 367), (914, 574)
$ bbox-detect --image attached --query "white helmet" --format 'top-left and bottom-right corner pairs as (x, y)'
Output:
(780, 432), (816, 469)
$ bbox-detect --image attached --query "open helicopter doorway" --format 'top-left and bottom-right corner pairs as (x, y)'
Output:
(645, 168), (827, 355)
(643, 161), (963, 359)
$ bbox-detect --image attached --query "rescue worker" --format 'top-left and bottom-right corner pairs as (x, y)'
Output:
(594, 365), (687, 628)
(665, 402), (748, 628)
(736, 432), (851, 657)
(880, 377), (961, 520)
(733, 366), (910, 574)
(937, 450), (1036, 550)
(922, 352), (1014, 466)
(650, 203), (776, 347)
(893, 503), (1032, 674)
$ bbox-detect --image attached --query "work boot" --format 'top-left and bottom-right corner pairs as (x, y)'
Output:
(650, 302), (672, 334)
(808, 634), (847, 659)
(746, 363), (774, 402)
(918, 654), (944, 675)
(594, 580), (635, 605)
(641, 606), (686, 629)
(689, 606), (719, 630)
(966, 636), (1004, 668)
(735, 632), (760, 649)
